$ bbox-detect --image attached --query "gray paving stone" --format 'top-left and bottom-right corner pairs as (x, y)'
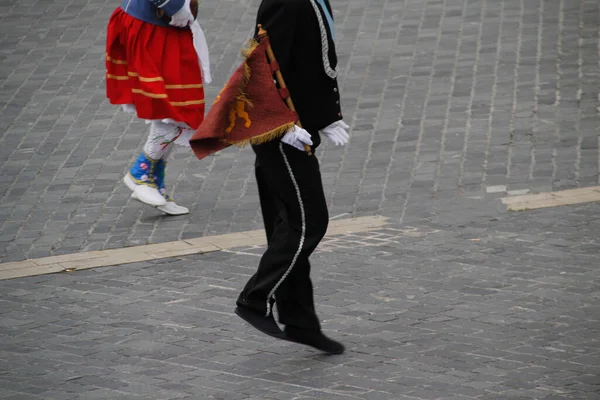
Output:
(1, 0), (600, 398)
(0, 0), (598, 259)
(8, 204), (600, 397)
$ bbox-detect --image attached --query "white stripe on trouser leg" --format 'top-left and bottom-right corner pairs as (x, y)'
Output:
(265, 143), (307, 316)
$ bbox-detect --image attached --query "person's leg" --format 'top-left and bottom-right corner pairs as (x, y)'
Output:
(236, 141), (343, 353)
(275, 260), (319, 330)
(266, 144), (343, 354)
(124, 121), (188, 214)
(237, 141), (326, 316)
(234, 151), (288, 338)
(255, 156), (283, 245)
(153, 132), (190, 215)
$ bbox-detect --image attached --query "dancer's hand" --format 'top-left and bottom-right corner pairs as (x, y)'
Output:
(169, 0), (194, 27)
(320, 120), (350, 146)
(281, 126), (313, 152)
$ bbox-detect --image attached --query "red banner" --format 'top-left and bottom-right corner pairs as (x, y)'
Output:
(190, 38), (298, 160)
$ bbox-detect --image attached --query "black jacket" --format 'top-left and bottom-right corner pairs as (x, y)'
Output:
(255, 0), (342, 145)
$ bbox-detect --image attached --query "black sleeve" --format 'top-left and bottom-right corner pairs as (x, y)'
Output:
(255, 0), (299, 73)
(255, 0), (342, 134)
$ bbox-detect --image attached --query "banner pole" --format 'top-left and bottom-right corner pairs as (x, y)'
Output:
(257, 25), (312, 156)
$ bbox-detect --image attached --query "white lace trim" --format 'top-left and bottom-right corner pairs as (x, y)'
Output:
(308, 0), (337, 79)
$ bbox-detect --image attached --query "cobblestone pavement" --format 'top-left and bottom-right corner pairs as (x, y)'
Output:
(1, 202), (599, 399)
(1, 0), (599, 261)
(1, 0), (600, 398)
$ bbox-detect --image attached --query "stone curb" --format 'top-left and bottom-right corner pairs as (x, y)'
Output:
(0, 216), (389, 280)
(502, 186), (600, 211)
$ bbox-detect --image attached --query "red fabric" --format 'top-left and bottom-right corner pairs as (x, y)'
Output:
(190, 38), (299, 160)
(269, 60), (280, 72)
(279, 87), (290, 99)
(105, 8), (205, 129)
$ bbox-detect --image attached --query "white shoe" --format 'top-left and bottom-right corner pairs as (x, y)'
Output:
(124, 174), (167, 207)
(157, 200), (189, 215)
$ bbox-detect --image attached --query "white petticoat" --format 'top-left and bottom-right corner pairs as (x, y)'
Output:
(122, 104), (195, 147)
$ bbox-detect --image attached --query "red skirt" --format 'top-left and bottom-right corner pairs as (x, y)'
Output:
(106, 8), (205, 130)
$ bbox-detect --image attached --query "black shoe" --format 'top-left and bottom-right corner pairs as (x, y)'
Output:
(234, 306), (286, 339)
(284, 326), (345, 354)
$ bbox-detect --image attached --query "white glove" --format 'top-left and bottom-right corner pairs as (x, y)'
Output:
(169, 0), (194, 27)
(319, 120), (350, 146)
(281, 125), (313, 151)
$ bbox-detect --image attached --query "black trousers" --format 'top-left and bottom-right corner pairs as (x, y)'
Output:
(237, 140), (328, 331)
